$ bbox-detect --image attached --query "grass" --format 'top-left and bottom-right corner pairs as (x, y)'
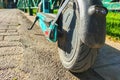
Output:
(28, 8), (58, 15)
(106, 12), (120, 41)
(32, 8), (38, 15)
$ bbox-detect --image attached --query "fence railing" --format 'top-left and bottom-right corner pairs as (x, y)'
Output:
(17, 0), (41, 15)
(17, 0), (120, 15)
(17, 0), (61, 15)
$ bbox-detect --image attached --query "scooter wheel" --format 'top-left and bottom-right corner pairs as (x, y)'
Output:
(58, 0), (98, 72)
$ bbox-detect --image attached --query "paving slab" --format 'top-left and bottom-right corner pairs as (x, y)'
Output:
(9, 25), (20, 29)
(0, 47), (24, 56)
(0, 32), (19, 36)
(0, 36), (3, 41)
(0, 26), (8, 29)
(0, 29), (6, 33)
(0, 68), (29, 80)
(7, 29), (17, 33)
(0, 41), (23, 47)
(4, 35), (20, 41)
(0, 55), (21, 70)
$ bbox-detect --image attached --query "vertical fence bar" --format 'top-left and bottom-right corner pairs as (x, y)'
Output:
(32, 0), (37, 7)
(24, 0), (27, 12)
(28, 0), (33, 15)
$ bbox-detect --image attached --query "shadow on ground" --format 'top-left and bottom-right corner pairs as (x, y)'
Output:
(72, 69), (104, 80)
(71, 44), (120, 80)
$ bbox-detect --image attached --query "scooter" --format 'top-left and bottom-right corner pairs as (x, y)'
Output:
(28, 0), (108, 72)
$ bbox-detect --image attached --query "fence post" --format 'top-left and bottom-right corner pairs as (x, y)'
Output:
(28, 0), (33, 15)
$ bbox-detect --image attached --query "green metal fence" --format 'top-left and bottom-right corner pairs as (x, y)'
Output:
(17, 0), (41, 15)
(17, 0), (120, 15)
(17, 0), (61, 15)
(17, 0), (40, 8)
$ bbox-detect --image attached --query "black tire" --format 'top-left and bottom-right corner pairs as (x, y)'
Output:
(58, 0), (99, 72)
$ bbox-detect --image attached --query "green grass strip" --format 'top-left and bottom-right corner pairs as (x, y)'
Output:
(106, 12), (120, 40)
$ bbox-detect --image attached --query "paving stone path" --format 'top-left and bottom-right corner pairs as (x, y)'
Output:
(0, 9), (29, 80)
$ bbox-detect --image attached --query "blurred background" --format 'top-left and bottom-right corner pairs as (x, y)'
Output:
(0, 0), (18, 8)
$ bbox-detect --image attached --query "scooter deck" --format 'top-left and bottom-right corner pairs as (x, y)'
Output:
(37, 12), (58, 42)
(37, 13), (57, 23)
